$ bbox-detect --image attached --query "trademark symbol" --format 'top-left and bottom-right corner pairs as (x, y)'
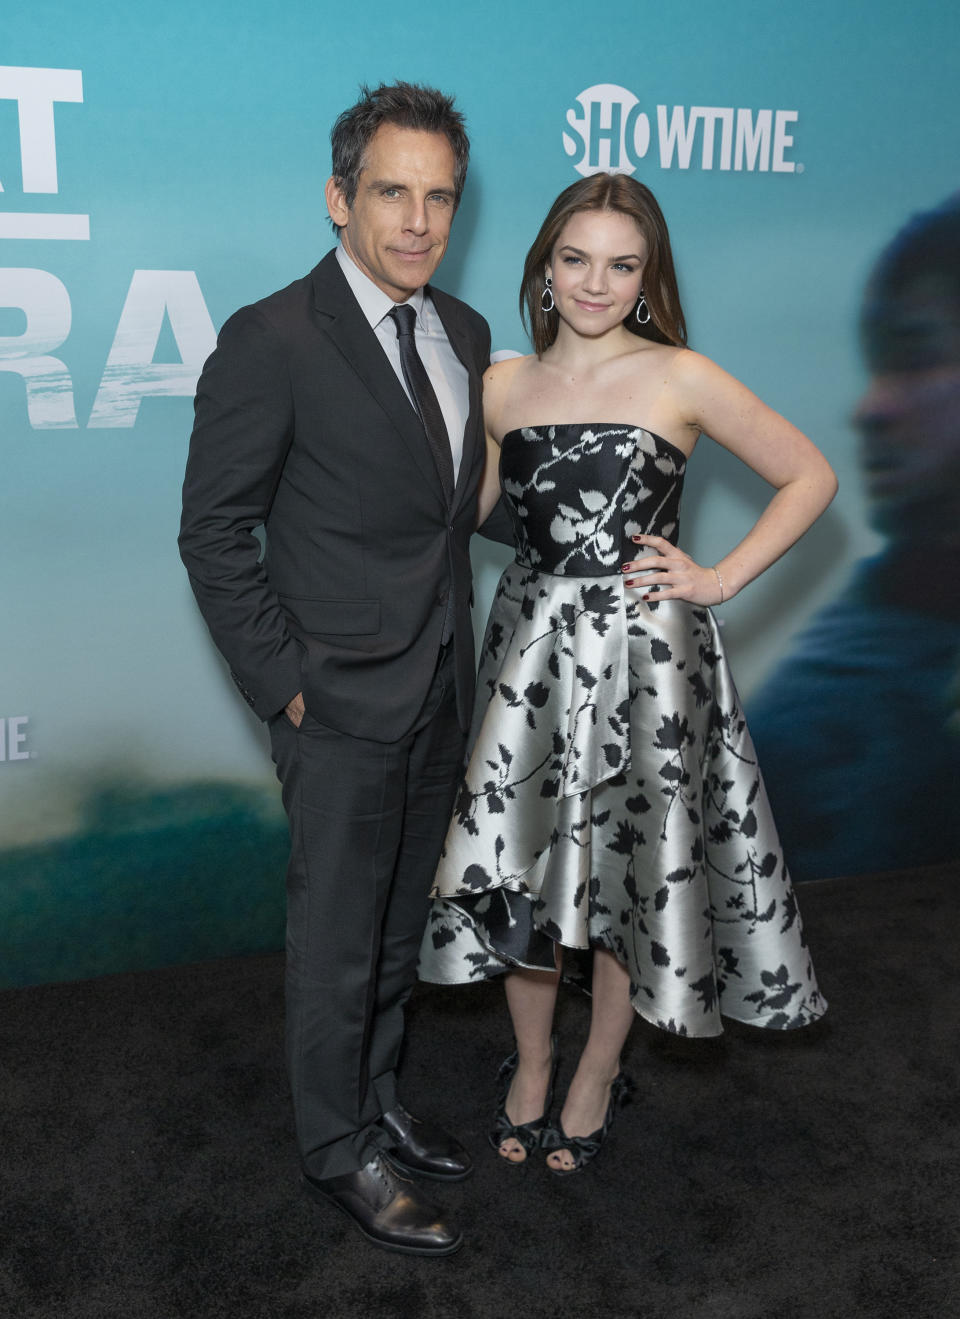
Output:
(795, 162), (805, 174)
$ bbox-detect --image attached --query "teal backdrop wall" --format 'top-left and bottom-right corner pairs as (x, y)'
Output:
(2, 0), (957, 987)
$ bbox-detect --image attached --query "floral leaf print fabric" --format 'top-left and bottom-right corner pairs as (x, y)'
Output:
(419, 425), (825, 1037)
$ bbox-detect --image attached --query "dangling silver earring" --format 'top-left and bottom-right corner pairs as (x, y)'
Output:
(540, 275), (555, 313)
(635, 290), (651, 325)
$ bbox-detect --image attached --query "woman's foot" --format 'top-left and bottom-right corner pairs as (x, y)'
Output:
(489, 1039), (558, 1163)
(544, 1068), (632, 1173)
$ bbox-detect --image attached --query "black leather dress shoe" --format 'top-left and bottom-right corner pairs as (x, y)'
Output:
(303, 1154), (462, 1256)
(380, 1104), (473, 1181)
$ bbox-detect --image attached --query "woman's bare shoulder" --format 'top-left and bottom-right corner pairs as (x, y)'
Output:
(667, 346), (731, 390)
(483, 353), (537, 439)
(483, 352), (536, 392)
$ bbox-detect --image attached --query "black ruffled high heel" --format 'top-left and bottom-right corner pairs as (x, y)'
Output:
(542, 1071), (633, 1175)
(488, 1034), (560, 1163)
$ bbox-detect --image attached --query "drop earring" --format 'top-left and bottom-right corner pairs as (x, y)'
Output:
(540, 275), (555, 313)
(635, 290), (651, 325)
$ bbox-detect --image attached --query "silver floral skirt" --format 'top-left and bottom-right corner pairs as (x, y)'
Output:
(419, 563), (826, 1037)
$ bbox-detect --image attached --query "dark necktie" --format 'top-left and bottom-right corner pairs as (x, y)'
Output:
(389, 303), (455, 502)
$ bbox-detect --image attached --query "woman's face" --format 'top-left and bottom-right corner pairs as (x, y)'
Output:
(547, 209), (647, 340)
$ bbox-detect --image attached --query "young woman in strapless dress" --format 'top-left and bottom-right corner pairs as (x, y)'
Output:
(419, 173), (837, 1174)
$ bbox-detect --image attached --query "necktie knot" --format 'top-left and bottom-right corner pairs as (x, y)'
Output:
(389, 303), (417, 337)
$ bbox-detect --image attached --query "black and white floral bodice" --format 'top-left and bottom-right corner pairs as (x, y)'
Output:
(501, 423), (686, 575)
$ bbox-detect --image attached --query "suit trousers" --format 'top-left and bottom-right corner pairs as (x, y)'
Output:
(268, 643), (464, 1180)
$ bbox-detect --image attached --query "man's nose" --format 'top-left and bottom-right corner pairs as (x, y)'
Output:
(403, 198), (430, 234)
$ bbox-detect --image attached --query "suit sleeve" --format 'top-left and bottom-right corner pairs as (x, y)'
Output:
(479, 313), (491, 374)
(477, 497), (514, 546)
(468, 312), (515, 546)
(179, 305), (303, 720)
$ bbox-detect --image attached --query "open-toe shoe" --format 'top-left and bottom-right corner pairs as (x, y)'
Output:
(488, 1034), (560, 1164)
(542, 1071), (633, 1175)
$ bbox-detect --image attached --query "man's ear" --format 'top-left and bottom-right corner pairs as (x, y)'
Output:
(324, 175), (350, 229)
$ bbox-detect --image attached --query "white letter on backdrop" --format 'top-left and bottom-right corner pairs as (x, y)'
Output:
(735, 109), (772, 172)
(657, 106), (700, 170)
(88, 271), (216, 428)
(0, 66), (83, 193)
(0, 268), (77, 428)
(772, 112), (798, 173)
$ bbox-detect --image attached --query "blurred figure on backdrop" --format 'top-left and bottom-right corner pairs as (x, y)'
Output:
(419, 174), (836, 1175)
(180, 82), (494, 1256)
(749, 195), (960, 881)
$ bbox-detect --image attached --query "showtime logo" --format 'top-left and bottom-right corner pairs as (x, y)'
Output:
(563, 84), (801, 176)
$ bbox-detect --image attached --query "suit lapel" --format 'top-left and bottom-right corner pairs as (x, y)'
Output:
(430, 287), (483, 514)
(310, 254), (442, 497)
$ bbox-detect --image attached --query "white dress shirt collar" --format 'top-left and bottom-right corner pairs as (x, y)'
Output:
(336, 243), (426, 327)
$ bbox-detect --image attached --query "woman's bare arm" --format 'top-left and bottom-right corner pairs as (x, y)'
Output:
(623, 350), (838, 603)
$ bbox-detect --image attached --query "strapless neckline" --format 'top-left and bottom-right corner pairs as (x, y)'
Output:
(501, 421), (689, 466)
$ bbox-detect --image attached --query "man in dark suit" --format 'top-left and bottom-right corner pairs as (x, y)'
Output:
(179, 83), (492, 1256)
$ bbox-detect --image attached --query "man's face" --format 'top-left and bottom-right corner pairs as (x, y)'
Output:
(325, 124), (458, 302)
(854, 273), (960, 537)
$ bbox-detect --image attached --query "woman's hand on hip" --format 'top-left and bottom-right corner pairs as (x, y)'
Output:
(621, 534), (725, 605)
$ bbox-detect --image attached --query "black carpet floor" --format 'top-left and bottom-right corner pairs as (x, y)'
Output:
(2, 865), (958, 1319)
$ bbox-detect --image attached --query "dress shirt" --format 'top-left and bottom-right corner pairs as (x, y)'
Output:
(336, 244), (468, 482)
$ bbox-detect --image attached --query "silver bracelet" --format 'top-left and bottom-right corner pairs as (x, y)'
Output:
(713, 566), (725, 603)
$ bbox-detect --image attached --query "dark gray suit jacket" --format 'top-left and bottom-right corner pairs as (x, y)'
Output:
(179, 249), (492, 742)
